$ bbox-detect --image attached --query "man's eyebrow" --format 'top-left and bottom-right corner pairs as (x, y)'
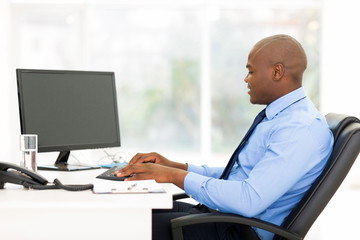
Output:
(246, 64), (252, 69)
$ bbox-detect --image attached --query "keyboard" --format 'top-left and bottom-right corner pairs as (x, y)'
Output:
(96, 165), (130, 181)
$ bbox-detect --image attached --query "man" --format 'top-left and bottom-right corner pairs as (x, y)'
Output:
(115, 34), (334, 240)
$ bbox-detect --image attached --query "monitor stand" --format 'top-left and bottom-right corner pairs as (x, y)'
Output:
(38, 151), (100, 171)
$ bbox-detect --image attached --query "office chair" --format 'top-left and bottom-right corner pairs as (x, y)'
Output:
(171, 113), (360, 240)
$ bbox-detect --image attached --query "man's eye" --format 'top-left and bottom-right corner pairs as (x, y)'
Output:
(247, 72), (253, 77)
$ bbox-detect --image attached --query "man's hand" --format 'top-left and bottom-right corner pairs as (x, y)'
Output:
(115, 152), (188, 189)
(128, 152), (188, 170)
(115, 162), (188, 189)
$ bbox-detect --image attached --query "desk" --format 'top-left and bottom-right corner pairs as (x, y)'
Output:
(0, 169), (173, 240)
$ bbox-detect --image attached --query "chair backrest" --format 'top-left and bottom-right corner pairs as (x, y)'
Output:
(275, 113), (360, 240)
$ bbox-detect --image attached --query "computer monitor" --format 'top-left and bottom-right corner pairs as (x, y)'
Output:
(16, 69), (121, 171)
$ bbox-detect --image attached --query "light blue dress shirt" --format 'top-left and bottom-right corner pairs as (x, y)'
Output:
(184, 87), (334, 240)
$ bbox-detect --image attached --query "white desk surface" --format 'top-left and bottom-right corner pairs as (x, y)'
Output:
(0, 168), (173, 240)
(0, 169), (172, 209)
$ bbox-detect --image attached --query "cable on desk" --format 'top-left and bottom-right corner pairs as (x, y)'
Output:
(22, 178), (94, 191)
(98, 150), (127, 166)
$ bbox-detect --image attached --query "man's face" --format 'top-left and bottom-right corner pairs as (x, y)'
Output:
(244, 48), (275, 105)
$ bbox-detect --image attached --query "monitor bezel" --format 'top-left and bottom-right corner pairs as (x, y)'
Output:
(16, 68), (121, 153)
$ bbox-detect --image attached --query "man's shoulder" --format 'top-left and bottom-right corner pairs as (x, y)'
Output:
(266, 103), (328, 133)
(274, 97), (324, 124)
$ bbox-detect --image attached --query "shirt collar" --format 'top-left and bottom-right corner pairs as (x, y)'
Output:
(265, 87), (307, 120)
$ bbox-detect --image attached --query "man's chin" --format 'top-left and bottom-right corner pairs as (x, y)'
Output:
(249, 96), (257, 104)
(249, 98), (264, 105)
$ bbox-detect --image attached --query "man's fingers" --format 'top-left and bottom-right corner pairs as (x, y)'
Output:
(116, 165), (135, 176)
(128, 153), (144, 165)
(123, 173), (146, 181)
(116, 163), (149, 178)
(129, 153), (157, 165)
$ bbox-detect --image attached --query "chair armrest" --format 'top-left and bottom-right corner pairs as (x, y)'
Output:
(173, 192), (190, 201)
(171, 213), (303, 240)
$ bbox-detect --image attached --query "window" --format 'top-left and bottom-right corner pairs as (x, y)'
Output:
(210, 7), (321, 152)
(11, 1), (321, 163)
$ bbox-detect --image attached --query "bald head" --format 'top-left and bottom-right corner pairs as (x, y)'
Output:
(245, 35), (308, 105)
(250, 34), (307, 84)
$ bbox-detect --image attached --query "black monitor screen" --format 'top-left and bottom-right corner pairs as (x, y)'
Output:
(17, 69), (120, 171)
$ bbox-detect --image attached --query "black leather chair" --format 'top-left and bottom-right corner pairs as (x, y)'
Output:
(171, 113), (360, 240)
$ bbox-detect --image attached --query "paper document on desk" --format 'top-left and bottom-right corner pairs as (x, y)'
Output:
(92, 178), (165, 194)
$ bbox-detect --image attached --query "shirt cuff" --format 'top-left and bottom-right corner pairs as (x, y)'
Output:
(184, 171), (207, 200)
(187, 163), (205, 175)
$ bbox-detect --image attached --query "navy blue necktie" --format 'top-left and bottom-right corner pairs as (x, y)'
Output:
(220, 108), (266, 180)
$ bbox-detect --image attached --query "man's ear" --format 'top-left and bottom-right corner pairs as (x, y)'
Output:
(272, 63), (284, 81)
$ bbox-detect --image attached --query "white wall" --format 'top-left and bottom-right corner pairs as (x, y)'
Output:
(321, 0), (360, 117)
(321, 0), (360, 185)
